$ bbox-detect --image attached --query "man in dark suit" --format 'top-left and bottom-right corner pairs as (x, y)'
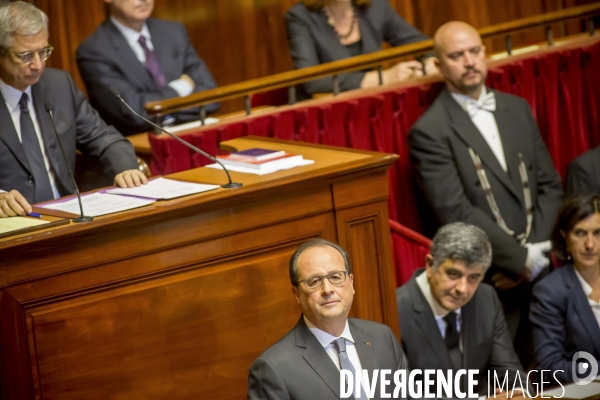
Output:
(76, 0), (219, 135)
(248, 238), (409, 400)
(408, 21), (563, 365)
(566, 145), (600, 196)
(397, 222), (527, 399)
(0, 1), (146, 218)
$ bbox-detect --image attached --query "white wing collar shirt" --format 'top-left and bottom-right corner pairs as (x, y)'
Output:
(450, 87), (507, 172)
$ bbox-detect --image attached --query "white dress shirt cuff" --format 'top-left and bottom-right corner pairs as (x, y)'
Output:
(168, 79), (194, 97)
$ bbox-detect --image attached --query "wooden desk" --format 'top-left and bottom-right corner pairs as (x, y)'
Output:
(0, 137), (399, 399)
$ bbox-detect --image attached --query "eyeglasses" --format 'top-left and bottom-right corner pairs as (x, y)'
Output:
(3, 45), (53, 65)
(298, 271), (348, 289)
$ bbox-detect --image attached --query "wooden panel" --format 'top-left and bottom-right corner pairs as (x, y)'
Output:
(32, 0), (599, 116)
(0, 291), (34, 399)
(332, 166), (400, 338)
(0, 137), (398, 399)
(23, 235), (313, 399)
(2, 185), (333, 286)
(33, 0), (107, 96)
(332, 171), (389, 209)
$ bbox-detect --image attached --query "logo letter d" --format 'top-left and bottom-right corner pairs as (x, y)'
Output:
(572, 351), (598, 386)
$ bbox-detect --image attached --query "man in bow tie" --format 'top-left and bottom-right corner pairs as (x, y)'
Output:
(408, 21), (563, 367)
(247, 238), (409, 400)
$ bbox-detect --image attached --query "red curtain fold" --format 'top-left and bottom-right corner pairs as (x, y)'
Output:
(270, 111), (296, 140)
(293, 108), (321, 143)
(324, 102), (352, 147)
(317, 104), (332, 145)
(186, 130), (220, 168)
(581, 42), (600, 148)
(486, 66), (512, 93)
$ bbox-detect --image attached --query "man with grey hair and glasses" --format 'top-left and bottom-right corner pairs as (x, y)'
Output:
(0, 1), (147, 217)
(397, 222), (528, 399)
(248, 238), (409, 400)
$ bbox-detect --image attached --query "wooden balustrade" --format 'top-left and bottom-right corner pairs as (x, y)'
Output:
(145, 2), (600, 118)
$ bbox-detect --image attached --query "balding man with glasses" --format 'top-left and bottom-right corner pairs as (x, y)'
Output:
(0, 1), (147, 217)
(247, 238), (409, 400)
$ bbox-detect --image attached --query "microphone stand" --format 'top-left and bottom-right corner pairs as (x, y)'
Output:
(45, 102), (93, 223)
(108, 87), (242, 189)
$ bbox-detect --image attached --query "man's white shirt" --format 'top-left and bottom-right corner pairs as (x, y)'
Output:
(304, 315), (368, 396)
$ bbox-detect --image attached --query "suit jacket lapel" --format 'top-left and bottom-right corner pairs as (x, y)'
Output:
(30, 78), (70, 194)
(492, 91), (526, 205)
(460, 296), (477, 374)
(439, 88), (522, 202)
(295, 317), (343, 399)
(565, 266), (600, 355)
(350, 320), (380, 400)
(407, 278), (454, 370)
(105, 19), (155, 89)
(315, 11), (351, 57)
(355, 11), (379, 54)
(0, 91), (31, 174)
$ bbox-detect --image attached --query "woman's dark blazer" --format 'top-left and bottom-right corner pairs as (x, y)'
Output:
(285, 0), (429, 94)
(530, 264), (600, 385)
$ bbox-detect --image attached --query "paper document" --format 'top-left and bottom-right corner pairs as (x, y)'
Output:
(40, 192), (153, 217)
(544, 382), (600, 399)
(164, 118), (219, 134)
(106, 177), (219, 200)
(206, 159), (315, 175)
(0, 217), (49, 234)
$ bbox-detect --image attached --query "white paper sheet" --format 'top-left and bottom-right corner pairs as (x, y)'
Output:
(106, 177), (219, 200)
(0, 217), (49, 234)
(206, 159), (315, 175)
(164, 118), (220, 133)
(40, 193), (154, 217)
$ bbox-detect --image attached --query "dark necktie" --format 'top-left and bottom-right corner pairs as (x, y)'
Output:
(138, 35), (167, 88)
(443, 312), (463, 371)
(19, 93), (54, 203)
(332, 338), (364, 400)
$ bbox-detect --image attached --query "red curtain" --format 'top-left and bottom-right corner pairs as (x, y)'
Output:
(149, 39), (600, 237)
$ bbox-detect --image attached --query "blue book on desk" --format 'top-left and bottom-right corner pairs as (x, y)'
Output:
(232, 148), (286, 161)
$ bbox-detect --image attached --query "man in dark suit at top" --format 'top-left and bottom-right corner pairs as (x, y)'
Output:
(397, 222), (528, 399)
(408, 21), (563, 365)
(566, 144), (600, 196)
(0, 1), (146, 218)
(76, 0), (219, 135)
(248, 238), (409, 400)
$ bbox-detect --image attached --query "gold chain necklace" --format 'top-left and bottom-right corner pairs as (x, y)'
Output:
(324, 7), (357, 40)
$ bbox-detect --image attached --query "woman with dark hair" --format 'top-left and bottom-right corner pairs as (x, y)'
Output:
(530, 194), (600, 386)
(285, 0), (435, 96)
